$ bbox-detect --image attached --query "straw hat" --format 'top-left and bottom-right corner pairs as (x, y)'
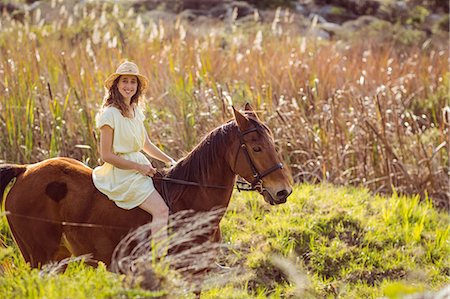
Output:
(104, 61), (149, 92)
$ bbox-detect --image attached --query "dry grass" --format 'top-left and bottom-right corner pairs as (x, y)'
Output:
(0, 2), (448, 207)
(111, 209), (244, 295)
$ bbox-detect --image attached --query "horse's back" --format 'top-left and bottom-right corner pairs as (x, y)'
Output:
(4, 157), (151, 266)
(6, 157), (146, 221)
(5, 157), (93, 213)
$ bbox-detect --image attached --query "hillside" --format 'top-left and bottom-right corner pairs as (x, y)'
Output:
(1, 184), (448, 298)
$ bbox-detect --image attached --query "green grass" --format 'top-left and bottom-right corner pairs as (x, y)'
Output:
(0, 257), (163, 298)
(1, 184), (448, 298)
(214, 184), (449, 298)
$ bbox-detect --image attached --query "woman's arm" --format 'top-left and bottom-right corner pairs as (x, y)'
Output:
(99, 125), (156, 176)
(143, 132), (176, 165)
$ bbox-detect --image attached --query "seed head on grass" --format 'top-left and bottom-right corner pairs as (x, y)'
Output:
(111, 209), (244, 294)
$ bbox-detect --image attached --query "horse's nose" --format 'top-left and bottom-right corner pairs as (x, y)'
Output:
(276, 188), (292, 201)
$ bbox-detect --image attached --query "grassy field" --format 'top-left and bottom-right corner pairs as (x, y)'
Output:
(1, 184), (448, 298)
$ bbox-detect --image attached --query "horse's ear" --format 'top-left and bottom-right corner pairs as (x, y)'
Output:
(232, 106), (250, 131)
(244, 102), (254, 112)
(244, 102), (260, 120)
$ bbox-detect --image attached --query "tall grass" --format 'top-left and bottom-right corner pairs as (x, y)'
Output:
(0, 2), (448, 206)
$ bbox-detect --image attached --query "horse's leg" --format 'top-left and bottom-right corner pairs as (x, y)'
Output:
(52, 237), (72, 261)
(212, 226), (222, 242)
(61, 228), (117, 266)
(7, 221), (33, 264)
(7, 218), (65, 267)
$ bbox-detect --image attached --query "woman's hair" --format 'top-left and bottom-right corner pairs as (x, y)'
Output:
(103, 76), (142, 116)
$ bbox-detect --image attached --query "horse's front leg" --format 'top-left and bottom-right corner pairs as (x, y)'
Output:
(212, 226), (222, 242)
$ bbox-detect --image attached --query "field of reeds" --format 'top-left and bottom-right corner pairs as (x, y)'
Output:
(0, 2), (448, 207)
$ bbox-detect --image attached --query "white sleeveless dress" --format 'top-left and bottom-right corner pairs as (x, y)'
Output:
(92, 106), (155, 209)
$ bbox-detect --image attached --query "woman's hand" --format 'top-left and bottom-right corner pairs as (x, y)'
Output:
(167, 158), (177, 168)
(136, 163), (157, 177)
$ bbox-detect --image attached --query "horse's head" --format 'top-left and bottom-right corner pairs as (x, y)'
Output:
(230, 103), (293, 205)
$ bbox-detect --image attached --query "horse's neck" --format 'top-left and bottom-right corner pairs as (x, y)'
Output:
(168, 125), (238, 212)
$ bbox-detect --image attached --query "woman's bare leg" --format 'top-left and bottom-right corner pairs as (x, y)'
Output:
(139, 190), (169, 247)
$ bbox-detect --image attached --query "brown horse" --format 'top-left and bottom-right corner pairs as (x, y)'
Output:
(0, 104), (292, 268)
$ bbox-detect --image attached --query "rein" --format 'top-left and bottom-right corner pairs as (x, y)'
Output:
(152, 176), (228, 189)
(153, 174), (259, 192)
(155, 123), (284, 192)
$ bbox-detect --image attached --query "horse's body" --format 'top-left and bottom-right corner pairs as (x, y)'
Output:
(0, 105), (292, 268)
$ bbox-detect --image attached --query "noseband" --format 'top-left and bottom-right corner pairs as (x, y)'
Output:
(235, 125), (284, 190)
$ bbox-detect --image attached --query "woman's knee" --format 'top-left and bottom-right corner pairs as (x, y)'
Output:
(140, 191), (169, 217)
(153, 201), (169, 218)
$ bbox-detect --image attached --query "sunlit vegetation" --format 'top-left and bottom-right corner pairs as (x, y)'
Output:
(0, 1), (448, 298)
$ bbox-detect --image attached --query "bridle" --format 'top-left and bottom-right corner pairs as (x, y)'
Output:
(234, 123), (284, 191)
(153, 121), (284, 196)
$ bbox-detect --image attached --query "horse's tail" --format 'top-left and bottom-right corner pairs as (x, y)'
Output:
(0, 164), (27, 202)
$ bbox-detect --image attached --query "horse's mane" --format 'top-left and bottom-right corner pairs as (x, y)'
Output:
(168, 113), (271, 181)
(160, 113), (270, 209)
(168, 120), (237, 182)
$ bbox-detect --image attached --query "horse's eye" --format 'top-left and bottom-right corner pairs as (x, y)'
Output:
(252, 146), (262, 152)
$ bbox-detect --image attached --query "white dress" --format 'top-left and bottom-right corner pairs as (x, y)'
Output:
(92, 106), (155, 209)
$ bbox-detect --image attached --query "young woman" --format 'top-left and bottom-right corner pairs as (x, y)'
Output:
(92, 61), (175, 243)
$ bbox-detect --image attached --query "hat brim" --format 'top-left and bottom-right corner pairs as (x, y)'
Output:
(104, 73), (149, 92)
